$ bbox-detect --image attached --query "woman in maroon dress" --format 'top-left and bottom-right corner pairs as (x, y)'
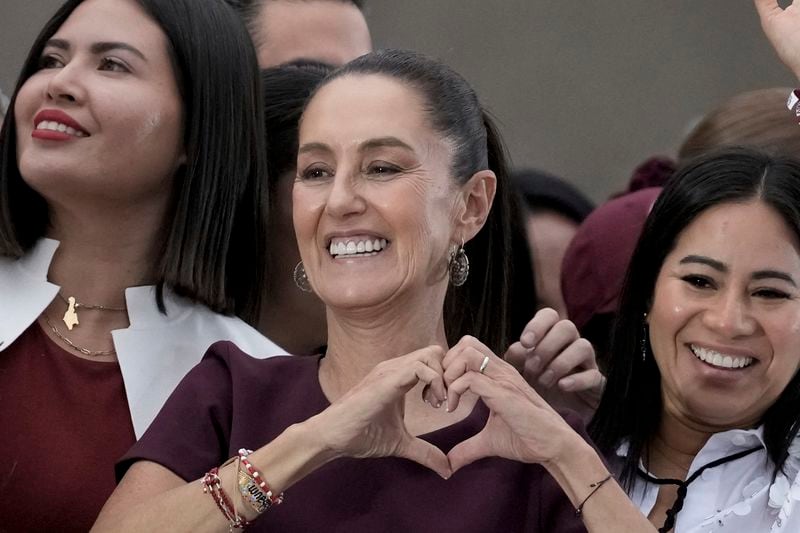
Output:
(95, 51), (653, 532)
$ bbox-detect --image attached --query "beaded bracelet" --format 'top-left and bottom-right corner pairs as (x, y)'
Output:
(202, 466), (251, 531)
(238, 448), (284, 507)
(574, 473), (613, 518)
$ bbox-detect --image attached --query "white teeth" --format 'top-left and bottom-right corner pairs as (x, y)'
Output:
(329, 237), (389, 258)
(35, 120), (86, 137)
(690, 345), (753, 370)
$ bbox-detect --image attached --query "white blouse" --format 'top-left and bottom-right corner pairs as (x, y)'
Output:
(614, 427), (800, 532)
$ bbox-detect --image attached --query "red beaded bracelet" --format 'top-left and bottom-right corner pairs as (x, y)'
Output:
(202, 466), (251, 530)
(238, 449), (284, 506)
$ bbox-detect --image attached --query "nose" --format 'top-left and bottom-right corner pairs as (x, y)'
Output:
(701, 289), (757, 338)
(44, 64), (84, 104)
(325, 169), (366, 219)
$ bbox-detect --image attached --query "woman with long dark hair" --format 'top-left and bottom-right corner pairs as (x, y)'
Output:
(0, 0), (282, 528)
(590, 149), (800, 531)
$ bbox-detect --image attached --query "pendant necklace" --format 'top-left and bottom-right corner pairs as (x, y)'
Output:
(58, 292), (127, 331)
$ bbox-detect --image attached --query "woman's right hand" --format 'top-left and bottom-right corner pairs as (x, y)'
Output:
(307, 346), (452, 479)
(755, 0), (800, 78)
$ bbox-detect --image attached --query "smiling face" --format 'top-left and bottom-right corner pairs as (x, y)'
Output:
(294, 74), (480, 312)
(14, 0), (184, 207)
(648, 200), (800, 430)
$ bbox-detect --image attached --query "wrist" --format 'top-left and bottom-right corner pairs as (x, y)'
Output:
(541, 436), (609, 507)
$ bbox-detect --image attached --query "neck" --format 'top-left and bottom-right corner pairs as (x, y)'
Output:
(321, 288), (449, 398)
(46, 200), (168, 305)
(649, 409), (715, 477)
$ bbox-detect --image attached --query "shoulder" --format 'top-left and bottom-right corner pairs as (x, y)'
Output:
(200, 342), (320, 389)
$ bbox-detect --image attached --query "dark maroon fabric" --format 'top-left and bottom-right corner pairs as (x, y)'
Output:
(120, 342), (588, 532)
(0, 323), (136, 532)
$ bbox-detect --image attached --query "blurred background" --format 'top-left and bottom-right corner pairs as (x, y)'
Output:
(1, 0), (792, 200)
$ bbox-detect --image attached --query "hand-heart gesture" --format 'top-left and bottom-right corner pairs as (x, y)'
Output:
(443, 336), (581, 474)
(314, 346), (452, 479)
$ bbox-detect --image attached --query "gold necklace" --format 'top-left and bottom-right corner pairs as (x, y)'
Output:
(42, 313), (116, 357)
(58, 292), (126, 331)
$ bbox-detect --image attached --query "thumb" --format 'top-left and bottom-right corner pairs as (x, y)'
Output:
(447, 431), (491, 474)
(398, 437), (452, 479)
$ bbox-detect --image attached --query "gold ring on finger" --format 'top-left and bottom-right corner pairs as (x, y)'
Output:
(479, 356), (490, 374)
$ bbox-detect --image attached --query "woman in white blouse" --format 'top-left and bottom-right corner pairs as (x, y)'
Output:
(588, 147), (800, 532)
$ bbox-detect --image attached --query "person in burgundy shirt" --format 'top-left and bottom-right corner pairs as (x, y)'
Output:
(96, 50), (653, 532)
(0, 0), (277, 529)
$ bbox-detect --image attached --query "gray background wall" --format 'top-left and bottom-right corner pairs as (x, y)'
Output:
(1, 0), (793, 200)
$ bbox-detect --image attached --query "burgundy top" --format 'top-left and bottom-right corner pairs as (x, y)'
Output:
(120, 342), (588, 532)
(0, 323), (136, 532)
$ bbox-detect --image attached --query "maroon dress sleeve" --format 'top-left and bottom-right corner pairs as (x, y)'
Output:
(116, 341), (237, 482)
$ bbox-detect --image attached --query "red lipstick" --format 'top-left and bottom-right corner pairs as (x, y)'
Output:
(31, 109), (89, 141)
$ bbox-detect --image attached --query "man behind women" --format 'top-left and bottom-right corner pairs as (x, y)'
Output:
(0, 0), (283, 529)
(225, 0), (371, 68)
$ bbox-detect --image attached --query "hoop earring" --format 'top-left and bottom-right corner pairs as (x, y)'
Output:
(641, 312), (649, 362)
(448, 239), (469, 287)
(293, 261), (312, 293)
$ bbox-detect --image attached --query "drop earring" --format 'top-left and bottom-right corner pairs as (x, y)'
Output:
(641, 312), (649, 362)
(448, 239), (469, 287)
(293, 261), (312, 293)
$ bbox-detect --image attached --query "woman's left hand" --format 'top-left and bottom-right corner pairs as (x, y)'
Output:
(443, 336), (586, 473)
(504, 308), (604, 418)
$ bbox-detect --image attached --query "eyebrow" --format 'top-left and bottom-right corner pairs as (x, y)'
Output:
(297, 142), (331, 156)
(679, 255), (797, 287)
(359, 137), (415, 153)
(44, 39), (147, 61)
(298, 137), (415, 156)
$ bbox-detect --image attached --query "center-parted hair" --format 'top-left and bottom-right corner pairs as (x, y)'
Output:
(0, 0), (268, 324)
(589, 148), (800, 488)
(306, 49), (514, 354)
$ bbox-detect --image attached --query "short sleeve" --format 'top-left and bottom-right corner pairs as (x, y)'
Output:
(115, 342), (238, 482)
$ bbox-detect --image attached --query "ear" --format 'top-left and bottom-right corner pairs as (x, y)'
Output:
(453, 169), (497, 242)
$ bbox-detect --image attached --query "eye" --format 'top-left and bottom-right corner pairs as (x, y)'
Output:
(99, 57), (130, 73)
(38, 54), (65, 70)
(365, 162), (400, 176)
(681, 275), (715, 290)
(753, 288), (791, 300)
(298, 165), (332, 181)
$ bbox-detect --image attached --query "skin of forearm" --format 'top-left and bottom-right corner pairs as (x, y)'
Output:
(543, 436), (656, 533)
(93, 421), (338, 532)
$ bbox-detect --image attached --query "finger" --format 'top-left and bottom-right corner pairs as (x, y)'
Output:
(411, 361), (447, 406)
(503, 341), (527, 373)
(443, 338), (494, 386)
(446, 369), (508, 413)
(537, 338), (597, 388)
(529, 320), (580, 381)
(398, 437), (452, 479)
(517, 308), (560, 349)
(557, 368), (605, 394)
(754, 0), (783, 21)
(442, 335), (486, 367)
(447, 431), (491, 474)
